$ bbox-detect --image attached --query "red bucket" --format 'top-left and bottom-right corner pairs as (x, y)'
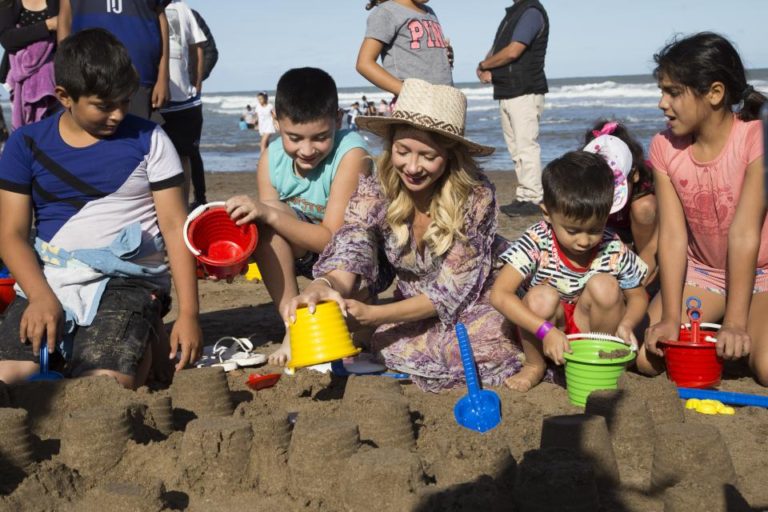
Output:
(659, 323), (722, 389)
(183, 202), (258, 280)
(0, 277), (15, 313)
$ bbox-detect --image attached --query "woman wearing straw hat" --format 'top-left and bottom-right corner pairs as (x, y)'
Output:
(285, 79), (533, 392)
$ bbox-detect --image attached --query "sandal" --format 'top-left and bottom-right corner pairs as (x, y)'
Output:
(197, 336), (267, 371)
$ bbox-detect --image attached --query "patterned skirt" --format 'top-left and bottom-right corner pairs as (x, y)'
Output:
(370, 300), (526, 393)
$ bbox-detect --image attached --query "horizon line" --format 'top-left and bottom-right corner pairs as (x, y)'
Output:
(203, 67), (768, 96)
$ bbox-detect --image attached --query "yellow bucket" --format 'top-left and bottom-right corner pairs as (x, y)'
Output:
(287, 301), (360, 369)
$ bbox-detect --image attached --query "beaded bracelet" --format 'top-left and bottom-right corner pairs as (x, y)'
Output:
(535, 321), (554, 341)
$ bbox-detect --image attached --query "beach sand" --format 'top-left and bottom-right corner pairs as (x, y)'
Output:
(1, 170), (767, 511)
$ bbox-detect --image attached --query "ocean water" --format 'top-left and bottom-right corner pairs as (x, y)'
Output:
(146, 69), (768, 172)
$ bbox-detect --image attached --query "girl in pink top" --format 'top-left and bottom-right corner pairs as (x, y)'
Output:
(639, 32), (768, 385)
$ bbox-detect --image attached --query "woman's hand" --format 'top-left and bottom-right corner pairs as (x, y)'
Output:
(283, 280), (345, 325)
(715, 325), (751, 360)
(644, 318), (679, 357)
(344, 299), (381, 328)
(226, 195), (268, 225)
(542, 327), (571, 365)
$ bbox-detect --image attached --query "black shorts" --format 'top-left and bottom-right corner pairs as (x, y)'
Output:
(0, 278), (170, 377)
(291, 208), (320, 279)
(129, 86), (164, 125)
(162, 104), (203, 156)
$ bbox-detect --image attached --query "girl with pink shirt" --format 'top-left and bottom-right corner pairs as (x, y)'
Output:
(639, 32), (767, 384)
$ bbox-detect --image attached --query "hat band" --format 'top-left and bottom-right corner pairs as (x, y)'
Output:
(391, 110), (463, 136)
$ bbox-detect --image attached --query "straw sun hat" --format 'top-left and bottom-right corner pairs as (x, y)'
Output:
(355, 79), (495, 156)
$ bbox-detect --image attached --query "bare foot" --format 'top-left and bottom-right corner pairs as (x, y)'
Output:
(504, 363), (546, 392)
(268, 336), (291, 367)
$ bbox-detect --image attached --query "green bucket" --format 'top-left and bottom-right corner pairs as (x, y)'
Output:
(563, 334), (636, 407)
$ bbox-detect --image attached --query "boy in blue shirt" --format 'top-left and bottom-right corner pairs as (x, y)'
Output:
(0, 29), (201, 388)
(58, 0), (171, 119)
(225, 67), (373, 367)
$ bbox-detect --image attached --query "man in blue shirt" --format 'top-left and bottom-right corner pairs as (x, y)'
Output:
(477, 0), (549, 217)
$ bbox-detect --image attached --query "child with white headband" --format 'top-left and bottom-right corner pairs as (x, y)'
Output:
(584, 120), (659, 286)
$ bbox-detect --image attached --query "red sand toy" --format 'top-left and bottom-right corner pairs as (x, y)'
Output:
(183, 202), (258, 280)
(660, 297), (723, 389)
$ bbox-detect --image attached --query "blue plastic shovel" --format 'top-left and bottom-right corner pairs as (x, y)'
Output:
(28, 348), (64, 382)
(453, 323), (501, 433)
(678, 387), (768, 408)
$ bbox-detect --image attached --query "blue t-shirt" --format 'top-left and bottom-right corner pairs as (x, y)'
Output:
(0, 112), (183, 266)
(70, 0), (166, 86)
(510, 8), (544, 46)
(269, 129), (368, 222)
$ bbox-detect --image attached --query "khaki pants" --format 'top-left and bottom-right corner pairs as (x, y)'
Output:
(499, 94), (545, 203)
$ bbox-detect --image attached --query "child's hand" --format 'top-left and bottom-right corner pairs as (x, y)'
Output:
(151, 80), (168, 110)
(225, 195), (266, 225)
(644, 319), (678, 357)
(169, 313), (202, 371)
(715, 325), (751, 360)
(344, 299), (380, 328)
(542, 327), (570, 365)
(282, 280), (344, 325)
(20, 295), (63, 356)
(615, 323), (639, 350)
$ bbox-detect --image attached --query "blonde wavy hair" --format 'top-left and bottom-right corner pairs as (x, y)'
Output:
(377, 127), (482, 259)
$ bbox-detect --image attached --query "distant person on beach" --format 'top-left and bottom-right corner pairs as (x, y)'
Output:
(242, 104), (256, 129)
(356, 0), (452, 96)
(583, 120), (658, 287)
(58, 0), (170, 121)
(159, 0), (207, 207)
(639, 32), (768, 384)
(491, 151), (649, 392)
(224, 68), (371, 367)
(377, 98), (389, 116)
(285, 79), (529, 392)
(255, 91), (275, 155)
(0, 29), (201, 387)
(0, 0), (60, 129)
(478, 0), (549, 217)
(348, 101), (361, 131)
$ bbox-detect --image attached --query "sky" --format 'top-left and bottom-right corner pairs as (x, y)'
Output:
(185, 0), (768, 93)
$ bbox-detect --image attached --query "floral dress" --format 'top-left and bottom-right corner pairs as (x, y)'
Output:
(314, 173), (525, 392)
